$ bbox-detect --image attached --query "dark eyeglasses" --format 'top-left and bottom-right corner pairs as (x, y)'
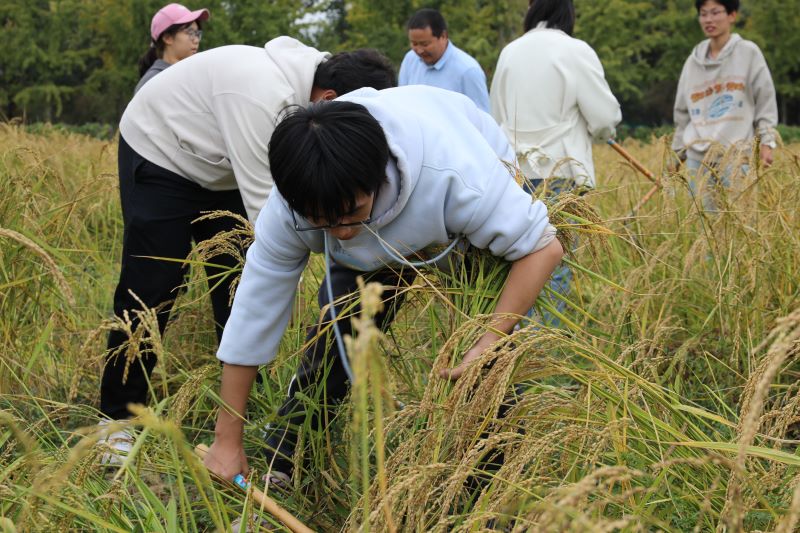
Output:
(291, 192), (377, 232)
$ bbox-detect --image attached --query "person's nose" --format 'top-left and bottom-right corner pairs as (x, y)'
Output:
(329, 226), (358, 240)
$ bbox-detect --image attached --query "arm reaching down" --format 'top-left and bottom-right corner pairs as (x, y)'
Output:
(203, 363), (259, 480)
(440, 238), (564, 380)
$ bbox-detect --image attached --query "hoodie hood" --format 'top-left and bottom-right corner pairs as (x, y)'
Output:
(691, 33), (742, 68)
(265, 36), (330, 107)
(337, 87), (425, 228)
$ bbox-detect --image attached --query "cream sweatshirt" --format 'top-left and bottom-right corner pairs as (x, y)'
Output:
(119, 37), (329, 222)
(672, 34), (778, 160)
(490, 23), (621, 188)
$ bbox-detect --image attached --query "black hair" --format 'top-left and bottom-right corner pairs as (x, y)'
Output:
(313, 49), (397, 96)
(523, 0), (575, 35)
(695, 0), (739, 13)
(406, 8), (448, 38)
(269, 101), (389, 224)
(137, 21), (201, 78)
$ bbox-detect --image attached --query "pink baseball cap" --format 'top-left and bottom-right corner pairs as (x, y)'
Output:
(151, 3), (210, 41)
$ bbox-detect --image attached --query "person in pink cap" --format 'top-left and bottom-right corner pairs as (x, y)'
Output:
(135, 3), (210, 93)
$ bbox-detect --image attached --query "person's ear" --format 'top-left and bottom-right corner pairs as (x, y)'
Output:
(162, 34), (174, 46)
(319, 89), (337, 101)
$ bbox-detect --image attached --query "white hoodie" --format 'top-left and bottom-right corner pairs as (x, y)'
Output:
(490, 23), (621, 188)
(217, 86), (556, 366)
(672, 34), (778, 160)
(119, 37), (329, 222)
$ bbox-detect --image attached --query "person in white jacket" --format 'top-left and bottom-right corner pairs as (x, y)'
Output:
(201, 85), (565, 484)
(489, 0), (620, 327)
(490, 0), (622, 188)
(490, 0), (620, 190)
(100, 38), (396, 436)
(672, 0), (778, 210)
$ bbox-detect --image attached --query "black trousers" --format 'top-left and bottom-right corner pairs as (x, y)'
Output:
(263, 262), (416, 475)
(100, 137), (247, 420)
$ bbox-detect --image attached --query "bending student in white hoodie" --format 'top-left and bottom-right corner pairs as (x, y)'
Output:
(672, 0), (778, 209)
(100, 38), (395, 438)
(201, 86), (564, 485)
(489, 0), (621, 190)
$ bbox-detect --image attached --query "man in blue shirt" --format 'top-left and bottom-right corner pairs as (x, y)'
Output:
(398, 8), (490, 112)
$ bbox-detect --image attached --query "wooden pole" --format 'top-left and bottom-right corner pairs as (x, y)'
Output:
(627, 183), (661, 218)
(607, 139), (661, 186)
(195, 444), (314, 533)
(607, 139), (663, 218)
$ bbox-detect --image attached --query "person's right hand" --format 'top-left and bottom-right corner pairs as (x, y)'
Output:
(667, 155), (685, 174)
(760, 145), (774, 168)
(203, 437), (248, 482)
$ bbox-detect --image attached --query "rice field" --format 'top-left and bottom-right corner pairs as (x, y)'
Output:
(1, 123), (800, 532)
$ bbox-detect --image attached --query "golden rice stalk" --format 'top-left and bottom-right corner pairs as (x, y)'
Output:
(0, 227), (74, 305)
(346, 279), (397, 533)
(100, 291), (168, 387)
(721, 306), (800, 530)
(67, 324), (108, 402)
(0, 517), (16, 533)
(190, 210), (253, 304)
(533, 465), (645, 532)
(775, 471), (800, 533)
(169, 363), (218, 423)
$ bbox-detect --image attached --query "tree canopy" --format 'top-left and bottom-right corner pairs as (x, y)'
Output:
(1, 0), (798, 126)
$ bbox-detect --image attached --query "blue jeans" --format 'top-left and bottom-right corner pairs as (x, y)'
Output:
(523, 178), (574, 328)
(686, 158), (749, 213)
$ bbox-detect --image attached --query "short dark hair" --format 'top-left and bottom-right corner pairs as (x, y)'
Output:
(313, 49), (396, 97)
(523, 0), (575, 35)
(269, 101), (389, 224)
(695, 0), (739, 13)
(407, 8), (448, 38)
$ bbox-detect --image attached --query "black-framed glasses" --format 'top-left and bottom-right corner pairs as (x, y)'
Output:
(291, 192), (377, 232)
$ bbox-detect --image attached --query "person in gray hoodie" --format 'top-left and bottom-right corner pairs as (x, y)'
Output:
(672, 0), (778, 208)
(200, 85), (565, 485)
(99, 38), (396, 457)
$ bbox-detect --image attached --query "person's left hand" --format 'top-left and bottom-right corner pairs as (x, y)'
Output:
(760, 145), (774, 168)
(439, 335), (498, 381)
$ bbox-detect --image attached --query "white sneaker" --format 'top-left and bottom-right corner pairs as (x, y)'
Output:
(262, 470), (291, 491)
(97, 419), (134, 466)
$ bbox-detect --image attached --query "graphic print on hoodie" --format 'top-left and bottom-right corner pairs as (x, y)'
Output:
(672, 34), (778, 160)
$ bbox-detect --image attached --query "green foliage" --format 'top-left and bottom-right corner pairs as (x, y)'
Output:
(340, 0), (413, 61)
(777, 124), (800, 144)
(0, 0), (307, 123)
(1, 1), (799, 129)
(575, 0), (702, 124)
(745, 0), (800, 120)
(24, 121), (116, 139)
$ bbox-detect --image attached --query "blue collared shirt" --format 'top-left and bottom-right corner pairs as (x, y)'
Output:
(398, 41), (490, 112)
